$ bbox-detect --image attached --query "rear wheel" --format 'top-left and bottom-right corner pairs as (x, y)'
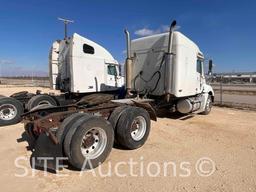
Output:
(30, 103), (54, 117)
(66, 116), (114, 170)
(63, 114), (92, 160)
(115, 107), (150, 149)
(0, 97), (24, 126)
(27, 95), (57, 111)
(56, 113), (89, 145)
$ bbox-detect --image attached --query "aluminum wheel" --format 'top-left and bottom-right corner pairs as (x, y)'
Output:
(131, 116), (147, 141)
(0, 104), (17, 120)
(80, 127), (107, 159)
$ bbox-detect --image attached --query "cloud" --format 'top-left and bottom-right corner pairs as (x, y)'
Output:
(161, 25), (170, 32)
(134, 25), (168, 37)
(134, 25), (181, 37)
(134, 28), (160, 36)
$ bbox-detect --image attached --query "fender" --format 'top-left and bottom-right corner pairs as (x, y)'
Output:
(202, 84), (215, 102)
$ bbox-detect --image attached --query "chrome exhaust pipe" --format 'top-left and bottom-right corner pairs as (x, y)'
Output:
(124, 29), (132, 95)
(125, 29), (131, 59)
(165, 20), (176, 102)
(167, 20), (176, 53)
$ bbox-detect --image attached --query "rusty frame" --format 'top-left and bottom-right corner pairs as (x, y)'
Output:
(24, 103), (120, 144)
(23, 100), (157, 145)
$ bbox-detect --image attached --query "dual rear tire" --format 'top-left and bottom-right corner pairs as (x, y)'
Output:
(0, 97), (24, 126)
(113, 107), (151, 149)
(57, 106), (151, 170)
(27, 95), (57, 111)
(0, 94), (57, 127)
(57, 114), (114, 170)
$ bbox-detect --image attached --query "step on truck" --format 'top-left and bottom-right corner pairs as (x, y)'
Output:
(22, 20), (214, 171)
(0, 32), (124, 126)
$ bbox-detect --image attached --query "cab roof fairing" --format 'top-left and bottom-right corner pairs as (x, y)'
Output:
(130, 31), (203, 58)
(72, 33), (118, 64)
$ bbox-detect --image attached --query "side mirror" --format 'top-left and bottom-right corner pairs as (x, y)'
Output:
(208, 59), (213, 75)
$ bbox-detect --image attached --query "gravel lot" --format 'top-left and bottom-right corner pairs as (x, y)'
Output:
(0, 86), (256, 192)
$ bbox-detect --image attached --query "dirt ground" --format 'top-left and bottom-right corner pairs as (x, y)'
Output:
(0, 86), (256, 192)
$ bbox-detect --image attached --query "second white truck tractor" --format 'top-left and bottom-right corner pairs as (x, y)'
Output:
(0, 32), (124, 126)
(49, 33), (124, 93)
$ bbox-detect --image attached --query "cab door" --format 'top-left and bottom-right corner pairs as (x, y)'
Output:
(106, 64), (118, 89)
(196, 58), (204, 93)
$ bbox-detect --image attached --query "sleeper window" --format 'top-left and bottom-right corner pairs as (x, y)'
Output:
(83, 44), (95, 54)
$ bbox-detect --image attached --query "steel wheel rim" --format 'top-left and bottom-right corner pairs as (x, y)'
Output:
(0, 104), (17, 120)
(131, 116), (147, 141)
(80, 127), (107, 159)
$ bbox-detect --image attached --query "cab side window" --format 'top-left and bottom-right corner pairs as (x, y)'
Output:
(197, 59), (202, 74)
(107, 65), (117, 76)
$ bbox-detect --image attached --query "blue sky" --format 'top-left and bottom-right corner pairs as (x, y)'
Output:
(0, 0), (255, 76)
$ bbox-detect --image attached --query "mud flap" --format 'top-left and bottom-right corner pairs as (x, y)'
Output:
(31, 133), (64, 173)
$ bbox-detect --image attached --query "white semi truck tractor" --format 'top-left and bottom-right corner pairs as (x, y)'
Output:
(22, 20), (214, 171)
(49, 33), (124, 92)
(124, 20), (214, 115)
(0, 33), (124, 126)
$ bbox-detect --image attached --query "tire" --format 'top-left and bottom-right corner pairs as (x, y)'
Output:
(27, 95), (57, 111)
(0, 97), (24, 126)
(201, 95), (212, 115)
(30, 103), (53, 112)
(56, 113), (89, 145)
(108, 105), (131, 145)
(108, 105), (131, 130)
(68, 116), (114, 170)
(29, 103), (54, 117)
(115, 107), (150, 149)
(63, 114), (92, 160)
(10, 91), (28, 98)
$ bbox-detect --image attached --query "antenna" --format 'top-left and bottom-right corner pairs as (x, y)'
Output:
(58, 17), (74, 39)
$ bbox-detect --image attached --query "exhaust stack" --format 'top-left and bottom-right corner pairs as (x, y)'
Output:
(124, 29), (132, 95)
(165, 20), (176, 102)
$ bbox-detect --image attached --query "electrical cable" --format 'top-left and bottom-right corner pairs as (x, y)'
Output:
(133, 52), (166, 94)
